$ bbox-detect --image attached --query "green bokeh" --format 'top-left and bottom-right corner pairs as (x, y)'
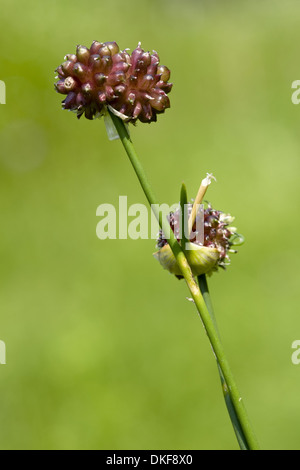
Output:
(0, 0), (300, 450)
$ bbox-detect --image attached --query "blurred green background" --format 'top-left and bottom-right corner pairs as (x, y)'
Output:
(0, 0), (300, 450)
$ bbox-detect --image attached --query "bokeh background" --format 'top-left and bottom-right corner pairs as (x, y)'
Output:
(0, 0), (300, 450)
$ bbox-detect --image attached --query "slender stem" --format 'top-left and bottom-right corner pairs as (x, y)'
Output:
(108, 110), (260, 450)
(198, 274), (220, 336)
(198, 274), (250, 450)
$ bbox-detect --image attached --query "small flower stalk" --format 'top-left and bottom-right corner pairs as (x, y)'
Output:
(55, 41), (172, 124)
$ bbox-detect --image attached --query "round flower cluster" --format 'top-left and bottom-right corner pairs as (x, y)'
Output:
(55, 41), (172, 123)
(155, 203), (242, 277)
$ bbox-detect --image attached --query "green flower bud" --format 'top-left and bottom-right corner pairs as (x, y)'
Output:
(76, 45), (90, 64)
(155, 203), (243, 278)
(154, 243), (219, 277)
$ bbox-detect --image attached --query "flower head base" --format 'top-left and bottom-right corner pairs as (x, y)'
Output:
(55, 41), (172, 123)
(155, 203), (243, 278)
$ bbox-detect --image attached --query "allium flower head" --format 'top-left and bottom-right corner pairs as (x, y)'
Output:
(55, 41), (130, 120)
(54, 41), (172, 123)
(155, 203), (243, 278)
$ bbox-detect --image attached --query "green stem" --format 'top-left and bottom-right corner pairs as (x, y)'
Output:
(198, 274), (250, 450)
(108, 110), (260, 450)
(198, 274), (220, 336)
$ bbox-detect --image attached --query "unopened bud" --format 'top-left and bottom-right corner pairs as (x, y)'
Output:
(76, 45), (90, 64)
